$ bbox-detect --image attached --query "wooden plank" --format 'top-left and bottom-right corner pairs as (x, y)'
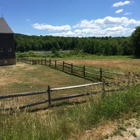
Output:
(85, 71), (100, 76)
(85, 67), (100, 72)
(73, 68), (83, 73)
(0, 99), (49, 111)
(64, 65), (71, 69)
(51, 82), (103, 91)
(73, 65), (83, 69)
(63, 62), (71, 65)
(103, 70), (126, 76)
(51, 90), (102, 102)
(1, 90), (102, 110)
(0, 90), (47, 99)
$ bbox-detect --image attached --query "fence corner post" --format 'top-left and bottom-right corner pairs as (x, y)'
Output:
(47, 85), (51, 107)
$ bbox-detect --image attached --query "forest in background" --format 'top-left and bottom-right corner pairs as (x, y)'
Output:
(14, 34), (132, 56)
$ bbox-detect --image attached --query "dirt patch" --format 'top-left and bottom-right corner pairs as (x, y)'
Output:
(77, 117), (140, 140)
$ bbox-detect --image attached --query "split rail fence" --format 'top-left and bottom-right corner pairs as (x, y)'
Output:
(17, 58), (127, 82)
(0, 82), (103, 110)
(0, 58), (132, 111)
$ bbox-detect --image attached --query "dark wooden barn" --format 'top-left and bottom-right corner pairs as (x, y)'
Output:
(0, 17), (16, 65)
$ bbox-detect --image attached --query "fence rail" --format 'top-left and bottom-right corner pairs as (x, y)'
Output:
(51, 82), (103, 91)
(0, 82), (103, 110)
(0, 90), (47, 99)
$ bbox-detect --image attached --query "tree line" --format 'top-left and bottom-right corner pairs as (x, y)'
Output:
(14, 26), (140, 57)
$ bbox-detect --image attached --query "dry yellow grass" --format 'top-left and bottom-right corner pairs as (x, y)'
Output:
(65, 59), (140, 74)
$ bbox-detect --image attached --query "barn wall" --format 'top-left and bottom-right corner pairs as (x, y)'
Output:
(0, 34), (15, 59)
(0, 33), (16, 65)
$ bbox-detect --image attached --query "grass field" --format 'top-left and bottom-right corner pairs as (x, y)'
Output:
(63, 56), (140, 74)
(0, 62), (92, 94)
(0, 55), (140, 140)
(0, 62), (95, 109)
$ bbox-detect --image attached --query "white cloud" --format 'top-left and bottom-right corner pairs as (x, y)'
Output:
(33, 16), (140, 37)
(124, 12), (132, 15)
(50, 26), (132, 37)
(73, 20), (99, 29)
(50, 31), (75, 37)
(104, 26), (130, 35)
(32, 23), (71, 31)
(112, 1), (130, 7)
(74, 16), (140, 28)
(115, 9), (123, 13)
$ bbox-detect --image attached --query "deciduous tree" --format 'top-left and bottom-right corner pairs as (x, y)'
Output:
(131, 26), (140, 57)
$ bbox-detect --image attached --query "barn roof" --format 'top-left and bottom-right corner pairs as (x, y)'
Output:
(0, 18), (14, 34)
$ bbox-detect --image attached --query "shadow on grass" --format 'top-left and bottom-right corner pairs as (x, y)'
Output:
(28, 100), (87, 113)
(0, 100), (87, 114)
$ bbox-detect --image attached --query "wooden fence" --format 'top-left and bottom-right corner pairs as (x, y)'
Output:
(17, 58), (127, 82)
(0, 82), (103, 110)
(1, 58), (137, 111)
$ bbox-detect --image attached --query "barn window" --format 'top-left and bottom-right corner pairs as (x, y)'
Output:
(8, 47), (12, 52)
(0, 48), (3, 52)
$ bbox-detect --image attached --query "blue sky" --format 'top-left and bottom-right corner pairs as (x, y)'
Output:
(0, 0), (140, 37)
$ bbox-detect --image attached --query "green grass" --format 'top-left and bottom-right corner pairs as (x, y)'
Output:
(0, 84), (139, 140)
(16, 51), (133, 60)
(58, 54), (133, 60)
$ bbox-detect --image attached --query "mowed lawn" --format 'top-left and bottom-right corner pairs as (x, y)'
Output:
(0, 62), (94, 109)
(0, 62), (91, 94)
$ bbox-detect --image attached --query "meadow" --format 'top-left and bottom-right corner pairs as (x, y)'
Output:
(0, 55), (140, 140)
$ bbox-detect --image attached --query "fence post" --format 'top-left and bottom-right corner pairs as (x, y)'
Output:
(55, 60), (57, 69)
(45, 58), (47, 65)
(49, 59), (51, 67)
(127, 73), (130, 86)
(47, 85), (51, 107)
(102, 79), (105, 99)
(41, 59), (43, 65)
(71, 63), (73, 74)
(83, 66), (86, 77)
(100, 68), (103, 82)
(63, 61), (64, 71)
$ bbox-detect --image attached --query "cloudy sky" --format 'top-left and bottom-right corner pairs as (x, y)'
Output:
(0, 0), (140, 37)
